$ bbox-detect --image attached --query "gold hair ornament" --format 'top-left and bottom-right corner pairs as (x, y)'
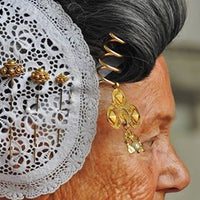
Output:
(97, 33), (145, 154)
(55, 73), (69, 145)
(31, 68), (50, 161)
(0, 60), (25, 158)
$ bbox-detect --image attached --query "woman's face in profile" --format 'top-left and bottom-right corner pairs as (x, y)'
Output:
(66, 56), (190, 200)
(8, 56), (189, 200)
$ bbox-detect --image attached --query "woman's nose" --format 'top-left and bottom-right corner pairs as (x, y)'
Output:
(157, 144), (190, 192)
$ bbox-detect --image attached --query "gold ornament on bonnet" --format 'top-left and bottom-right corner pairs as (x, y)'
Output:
(31, 68), (50, 161)
(31, 68), (50, 84)
(55, 73), (69, 145)
(0, 60), (25, 78)
(0, 60), (25, 158)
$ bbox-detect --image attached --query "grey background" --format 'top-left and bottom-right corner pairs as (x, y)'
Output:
(164, 1), (200, 199)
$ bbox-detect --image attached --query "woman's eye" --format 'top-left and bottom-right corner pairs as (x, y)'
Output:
(144, 136), (158, 147)
(145, 140), (154, 147)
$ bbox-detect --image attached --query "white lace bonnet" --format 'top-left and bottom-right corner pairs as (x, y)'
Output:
(0, 0), (99, 199)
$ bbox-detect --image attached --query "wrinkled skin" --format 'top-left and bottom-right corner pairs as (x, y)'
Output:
(1, 56), (190, 200)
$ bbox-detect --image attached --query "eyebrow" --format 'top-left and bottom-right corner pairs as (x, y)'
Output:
(140, 112), (175, 135)
(158, 114), (175, 124)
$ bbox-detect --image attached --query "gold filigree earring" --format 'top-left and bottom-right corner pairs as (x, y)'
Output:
(97, 33), (145, 154)
(0, 60), (25, 158)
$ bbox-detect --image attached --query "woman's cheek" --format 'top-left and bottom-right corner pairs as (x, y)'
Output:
(111, 152), (157, 200)
(127, 162), (156, 200)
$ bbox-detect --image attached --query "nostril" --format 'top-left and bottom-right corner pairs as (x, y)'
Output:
(164, 188), (180, 193)
(157, 187), (181, 194)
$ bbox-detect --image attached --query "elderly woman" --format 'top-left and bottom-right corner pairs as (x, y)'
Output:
(0, 0), (189, 200)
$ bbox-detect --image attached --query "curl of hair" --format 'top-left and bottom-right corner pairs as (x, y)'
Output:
(56, 0), (187, 83)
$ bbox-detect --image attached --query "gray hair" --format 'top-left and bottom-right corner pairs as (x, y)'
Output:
(56, 0), (187, 82)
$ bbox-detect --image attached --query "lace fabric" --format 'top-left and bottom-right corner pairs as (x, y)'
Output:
(0, 0), (99, 199)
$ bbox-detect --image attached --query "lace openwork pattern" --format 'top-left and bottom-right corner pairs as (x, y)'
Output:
(0, 0), (99, 199)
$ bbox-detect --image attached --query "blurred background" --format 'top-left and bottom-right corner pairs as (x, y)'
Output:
(164, 0), (200, 200)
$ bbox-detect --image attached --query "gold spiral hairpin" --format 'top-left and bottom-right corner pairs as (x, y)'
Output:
(97, 32), (126, 87)
(98, 33), (145, 154)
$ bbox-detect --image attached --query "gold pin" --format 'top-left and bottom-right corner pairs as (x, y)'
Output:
(31, 68), (50, 161)
(0, 60), (25, 158)
(55, 73), (69, 144)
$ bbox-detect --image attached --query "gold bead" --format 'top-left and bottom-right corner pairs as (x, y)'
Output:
(9, 68), (15, 74)
(35, 75), (40, 79)
(1, 67), (7, 74)
(39, 68), (44, 72)
(16, 68), (21, 73)
(8, 60), (15, 65)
